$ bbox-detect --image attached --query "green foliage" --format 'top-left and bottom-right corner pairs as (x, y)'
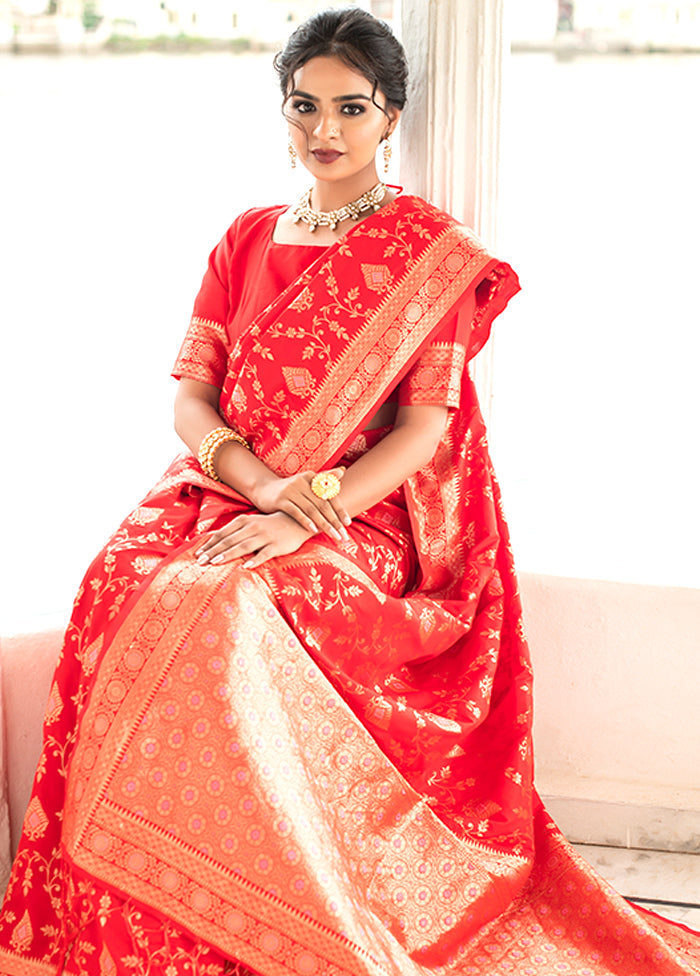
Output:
(82, 2), (101, 31)
(104, 33), (254, 54)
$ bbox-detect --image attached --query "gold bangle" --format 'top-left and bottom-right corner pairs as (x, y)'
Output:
(197, 427), (249, 481)
(310, 472), (341, 500)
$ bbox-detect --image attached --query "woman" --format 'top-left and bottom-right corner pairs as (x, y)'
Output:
(0, 9), (698, 976)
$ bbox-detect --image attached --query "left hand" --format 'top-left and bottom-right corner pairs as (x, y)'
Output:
(195, 511), (312, 570)
(252, 467), (350, 542)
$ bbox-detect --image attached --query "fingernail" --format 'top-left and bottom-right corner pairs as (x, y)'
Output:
(197, 554), (209, 565)
(211, 554), (224, 564)
(343, 517), (352, 526)
(242, 560), (253, 569)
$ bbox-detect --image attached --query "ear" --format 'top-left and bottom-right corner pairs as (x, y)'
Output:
(384, 106), (402, 138)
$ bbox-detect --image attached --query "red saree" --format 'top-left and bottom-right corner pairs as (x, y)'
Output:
(1, 195), (698, 976)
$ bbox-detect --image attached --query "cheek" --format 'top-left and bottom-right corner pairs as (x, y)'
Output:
(289, 124), (309, 148)
(353, 124), (384, 154)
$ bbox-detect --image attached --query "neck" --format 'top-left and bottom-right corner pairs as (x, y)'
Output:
(311, 168), (382, 212)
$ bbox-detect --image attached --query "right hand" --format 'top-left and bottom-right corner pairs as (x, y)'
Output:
(253, 468), (351, 542)
(196, 511), (312, 569)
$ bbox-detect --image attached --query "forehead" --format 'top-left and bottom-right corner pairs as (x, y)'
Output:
(292, 56), (374, 97)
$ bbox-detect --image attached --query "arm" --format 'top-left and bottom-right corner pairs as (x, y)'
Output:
(174, 378), (350, 540)
(194, 399), (449, 568)
(334, 402), (448, 518)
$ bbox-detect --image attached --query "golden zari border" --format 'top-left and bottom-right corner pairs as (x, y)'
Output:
(173, 315), (229, 386)
(0, 952), (59, 976)
(399, 342), (466, 408)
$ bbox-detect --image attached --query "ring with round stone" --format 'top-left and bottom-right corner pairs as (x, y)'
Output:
(310, 472), (341, 500)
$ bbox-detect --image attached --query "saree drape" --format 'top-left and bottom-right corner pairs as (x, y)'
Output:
(0, 196), (698, 976)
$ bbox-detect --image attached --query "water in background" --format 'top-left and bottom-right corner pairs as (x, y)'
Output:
(1, 50), (698, 632)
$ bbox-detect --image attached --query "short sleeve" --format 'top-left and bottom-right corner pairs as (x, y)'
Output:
(171, 224), (237, 386)
(397, 290), (475, 409)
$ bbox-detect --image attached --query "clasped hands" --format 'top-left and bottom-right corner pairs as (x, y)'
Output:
(195, 467), (350, 570)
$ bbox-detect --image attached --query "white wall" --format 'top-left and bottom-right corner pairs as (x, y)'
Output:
(522, 575), (700, 851)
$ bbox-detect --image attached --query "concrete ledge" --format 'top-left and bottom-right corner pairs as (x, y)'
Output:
(540, 794), (700, 854)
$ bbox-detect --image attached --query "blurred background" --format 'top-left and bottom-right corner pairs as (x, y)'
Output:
(1, 0), (698, 631)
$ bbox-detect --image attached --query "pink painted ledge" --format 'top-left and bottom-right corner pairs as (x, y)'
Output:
(0, 628), (64, 878)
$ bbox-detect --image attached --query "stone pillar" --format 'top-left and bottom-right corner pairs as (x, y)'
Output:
(400, 0), (507, 239)
(400, 0), (509, 412)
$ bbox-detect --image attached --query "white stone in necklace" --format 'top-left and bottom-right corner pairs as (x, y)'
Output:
(292, 182), (387, 233)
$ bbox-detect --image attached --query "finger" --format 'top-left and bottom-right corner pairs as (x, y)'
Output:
(303, 486), (350, 541)
(208, 535), (262, 565)
(196, 534), (226, 558)
(195, 518), (246, 556)
(196, 534), (227, 562)
(196, 526), (255, 564)
(312, 497), (350, 541)
(276, 498), (320, 537)
(306, 468), (350, 536)
(241, 543), (277, 570)
(295, 495), (345, 542)
(278, 495), (345, 544)
(329, 498), (352, 532)
(209, 541), (260, 564)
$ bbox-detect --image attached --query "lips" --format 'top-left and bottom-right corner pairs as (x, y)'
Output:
(312, 149), (343, 164)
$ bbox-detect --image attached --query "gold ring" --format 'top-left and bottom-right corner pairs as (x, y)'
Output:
(311, 472), (341, 500)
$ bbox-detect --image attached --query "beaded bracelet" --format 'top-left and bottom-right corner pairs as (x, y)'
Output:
(198, 426), (249, 481)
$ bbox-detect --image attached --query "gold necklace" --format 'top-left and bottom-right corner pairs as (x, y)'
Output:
(292, 182), (387, 233)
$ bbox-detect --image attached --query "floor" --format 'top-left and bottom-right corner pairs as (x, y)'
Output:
(574, 844), (700, 930)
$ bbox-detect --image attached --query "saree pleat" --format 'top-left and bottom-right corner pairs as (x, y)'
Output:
(1, 196), (698, 976)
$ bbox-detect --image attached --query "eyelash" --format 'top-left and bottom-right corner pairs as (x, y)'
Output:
(291, 100), (366, 117)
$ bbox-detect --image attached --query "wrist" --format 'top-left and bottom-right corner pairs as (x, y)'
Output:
(212, 439), (250, 487)
(243, 470), (280, 511)
(271, 510), (314, 541)
(198, 426), (249, 481)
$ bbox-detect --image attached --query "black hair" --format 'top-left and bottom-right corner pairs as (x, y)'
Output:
(274, 7), (408, 121)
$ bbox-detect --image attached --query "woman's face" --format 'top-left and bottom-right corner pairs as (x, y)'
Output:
(286, 55), (399, 187)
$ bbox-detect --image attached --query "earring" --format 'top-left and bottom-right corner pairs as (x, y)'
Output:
(288, 138), (297, 170)
(383, 135), (392, 175)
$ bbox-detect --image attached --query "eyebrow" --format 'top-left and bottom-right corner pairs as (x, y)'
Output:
(290, 89), (372, 103)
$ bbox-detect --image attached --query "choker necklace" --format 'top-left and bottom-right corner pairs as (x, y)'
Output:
(292, 182), (387, 232)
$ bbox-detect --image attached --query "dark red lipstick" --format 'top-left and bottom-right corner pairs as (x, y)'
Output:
(312, 149), (343, 164)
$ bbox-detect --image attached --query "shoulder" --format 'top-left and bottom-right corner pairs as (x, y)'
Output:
(209, 204), (288, 267)
(221, 204), (287, 246)
(394, 194), (470, 233)
(383, 194), (489, 255)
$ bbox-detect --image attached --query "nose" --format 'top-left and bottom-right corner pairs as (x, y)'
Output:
(313, 112), (340, 142)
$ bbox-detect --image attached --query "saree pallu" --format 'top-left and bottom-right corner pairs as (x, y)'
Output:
(0, 196), (698, 976)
